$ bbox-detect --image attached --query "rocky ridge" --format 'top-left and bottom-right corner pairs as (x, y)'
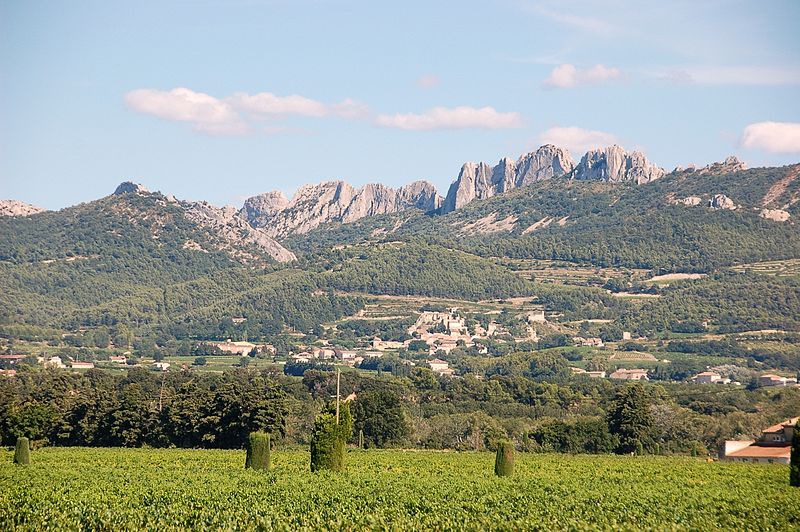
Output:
(243, 180), (441, 238)
(0, 200), (46, 217)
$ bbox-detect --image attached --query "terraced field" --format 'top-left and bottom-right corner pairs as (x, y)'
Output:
(2, 448), (798, 530)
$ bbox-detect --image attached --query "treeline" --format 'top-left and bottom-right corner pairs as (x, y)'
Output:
(0, 368), (287, 448)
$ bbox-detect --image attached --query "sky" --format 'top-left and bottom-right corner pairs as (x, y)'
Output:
(2, 0), (799, 210)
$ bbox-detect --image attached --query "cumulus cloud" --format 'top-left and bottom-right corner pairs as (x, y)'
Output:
(125, 88), (371, 134)
(538, 126), (619, 154)
(124, 88), (247, 135)
(741, 122), (800, 154)
(543, 64), (621, 89)
(375, 106), (522, 131)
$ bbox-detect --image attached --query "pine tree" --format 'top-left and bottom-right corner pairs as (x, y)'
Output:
(790, 422), (799, 488)
(13, 437), (30, 465)
(245, 432), (270, 471)
(494, 441), (515, 477)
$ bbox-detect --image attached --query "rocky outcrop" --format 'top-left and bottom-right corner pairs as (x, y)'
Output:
(243, 180), (442, 238)
(0, 200), (46, 217)
(113, 182), (150, 195)
(574, 145), (665, 184)
(183, 201), (296, 262)
(759, 208), (790, 222)
(708, 194), (737, 210)
(441, 145), (575, 213)
(697, 156), (747, 175)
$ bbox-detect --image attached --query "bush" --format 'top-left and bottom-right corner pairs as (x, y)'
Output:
(791, 422), (799, 488)
(310, 402), (353, 472)
(14, 437), (30, 465)
(245, 432), (270, 471)
(494, 441), (514, 477)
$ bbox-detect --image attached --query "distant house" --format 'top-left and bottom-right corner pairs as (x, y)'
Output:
(289, 353), (311, 364)
(693, 371), (722, 384)
(0, 354), (25, 365)
(109, 355), (128, 364)
(574, 337), (604, 347)
(71, 361), (94, 370)
(759, 374), (798, 387)
(153, 362), (170, 371)
(39, 356), (66, 369)
(428, 358), (455, 376)
(587, 370), (607, 379)
(0, 369), (17, 377)
(371, 338), (404, 351)
(216, 340), (258, 355)
(609, 368), (649, 381)
(722, 416), (798, 464)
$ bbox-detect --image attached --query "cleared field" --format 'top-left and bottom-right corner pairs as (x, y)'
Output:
(730, 258), (800, 277)
(2, 448), (798, 530)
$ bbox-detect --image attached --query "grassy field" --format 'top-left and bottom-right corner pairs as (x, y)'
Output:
(2, 448), (798, 530)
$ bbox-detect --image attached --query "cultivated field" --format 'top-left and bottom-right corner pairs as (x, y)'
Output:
(2, 448), (798, 530)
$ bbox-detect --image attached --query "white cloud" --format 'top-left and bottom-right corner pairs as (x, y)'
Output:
(229, 91), (329, 117)
(741, 122), (800, 154)
(125, 87), (370, 134)
(524, 3), (616, 37)
(538, 126), (619, 154)
(375, 106), (522, 131)
(543, 64), (621, 89)
(416, 74), (441, 89)
(124, 88), (246, 135)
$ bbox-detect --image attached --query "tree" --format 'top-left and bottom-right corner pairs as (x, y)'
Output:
(607, 383), (654, 454)
(352, 390), (410, 448)
(494, 441), (514, 476)
(193, 357), (207, 366)
(13, 437), (30, 465)
(245, 432), (270, 471)
(791, 422), (799, 488)
(310, 402), (353, 472)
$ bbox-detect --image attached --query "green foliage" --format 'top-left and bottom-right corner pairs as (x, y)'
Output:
(13, 437), (30, 465)
(494, 441), (515, 476)
(245, 432), (271, 471)
(528, 418), (615, 454)
(2, 448), (799, 529)
(607, 383), (655, 454)
(791, 423), (799, 488)
(352, 390), (410, 448)
(310, 402), (352, 472)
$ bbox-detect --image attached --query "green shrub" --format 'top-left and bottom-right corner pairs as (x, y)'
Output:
(14, 437), (30, 465)
(494, 441), (514, 477)
(310, 402), (352, 472)
(245, 432), (270, 471)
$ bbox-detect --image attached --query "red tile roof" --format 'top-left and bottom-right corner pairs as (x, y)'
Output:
(763, 416), (799, 434)
(726, 445), (791, 459)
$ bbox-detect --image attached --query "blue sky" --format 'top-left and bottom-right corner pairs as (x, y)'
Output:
(2, 0), (799, 209)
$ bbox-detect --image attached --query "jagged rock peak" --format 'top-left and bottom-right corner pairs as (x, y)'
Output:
(241, 191), (289, 224)
(113, 181), (150, 195)
(574, 145), (665, 184)
(0, 199), (47, 217)
(242, 179), (443, 238)
(441, 145), (576, 213)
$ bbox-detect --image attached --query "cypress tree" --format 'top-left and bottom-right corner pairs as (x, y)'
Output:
(494, 441), (515, 477)
(790, 422), (799, 488)
(245, 432), (270, 471)
(13, 437), (30, 465)
(310, 402), (353, 472)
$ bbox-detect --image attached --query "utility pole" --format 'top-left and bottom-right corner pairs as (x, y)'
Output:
(336, 368), (341, 424)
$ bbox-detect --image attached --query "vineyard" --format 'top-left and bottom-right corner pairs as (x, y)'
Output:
(2, 448), (799, 530)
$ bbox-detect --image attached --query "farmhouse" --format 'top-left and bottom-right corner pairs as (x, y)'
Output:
(109, 355), (127, 364)
(759, 374), (798, 387)
(691, 371), (733, 384)
(216, 340), (258, 355)
(609, 368), (649, 381)
(722, 416), (798, 464)
(428, 358), (455, 377)
(153, 362), (170, 371)
(0, 369), (16, 377)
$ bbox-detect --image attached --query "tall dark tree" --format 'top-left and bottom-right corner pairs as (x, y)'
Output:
(351, 390), (410, 448)
(607, 383), (654, 454)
